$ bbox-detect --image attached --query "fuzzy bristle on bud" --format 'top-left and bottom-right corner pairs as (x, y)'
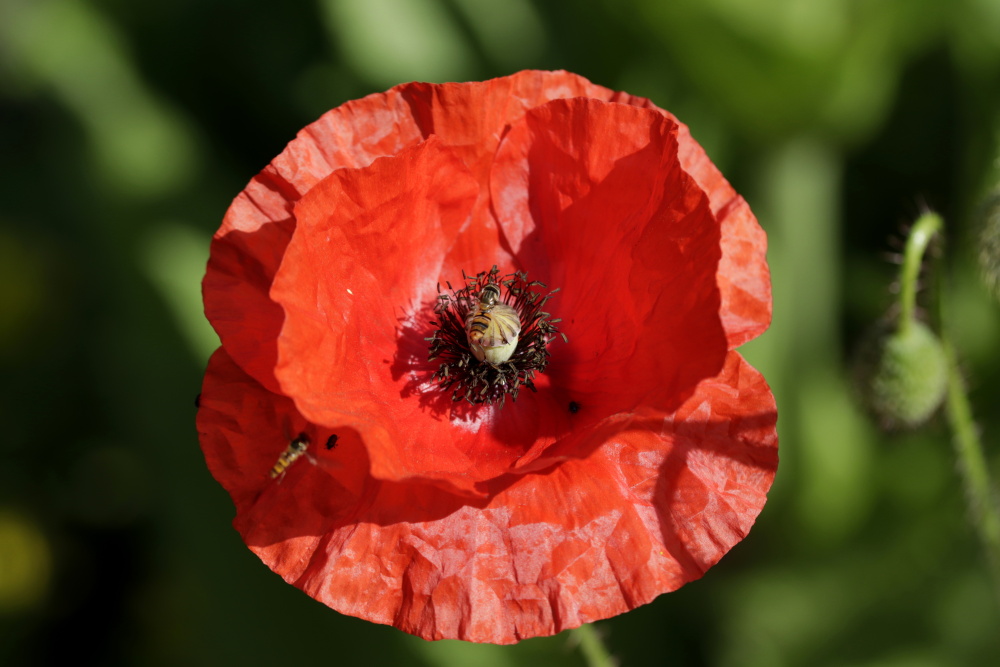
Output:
(977, 190), (1000, 300)
(855, 319), (948, 429)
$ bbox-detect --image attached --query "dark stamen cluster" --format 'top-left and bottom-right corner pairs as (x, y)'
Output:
(426, 266), (566, 406)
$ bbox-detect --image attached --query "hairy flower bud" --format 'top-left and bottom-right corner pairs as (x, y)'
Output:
(856, 319), (948, 429)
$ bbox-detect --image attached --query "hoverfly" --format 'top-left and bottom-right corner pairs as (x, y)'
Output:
(465, 284), (521, 364)
(269, 432), (310, 479)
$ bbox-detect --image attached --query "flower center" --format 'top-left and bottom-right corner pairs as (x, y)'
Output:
(427, 266), (565, 406)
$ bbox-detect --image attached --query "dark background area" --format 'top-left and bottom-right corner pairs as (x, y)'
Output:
(2, 0), (1000, 665)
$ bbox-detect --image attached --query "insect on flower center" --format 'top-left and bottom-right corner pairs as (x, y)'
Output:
(426, 267), (566, 406)
(465, 284), (521, 364)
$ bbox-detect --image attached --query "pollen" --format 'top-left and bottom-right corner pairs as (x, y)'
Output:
(426, 266), (565, 406)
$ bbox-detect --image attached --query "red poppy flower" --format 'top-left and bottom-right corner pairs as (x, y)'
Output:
(197, 70), (777, 644)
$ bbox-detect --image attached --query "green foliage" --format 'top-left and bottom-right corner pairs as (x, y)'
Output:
(2, 0), (1000, 665)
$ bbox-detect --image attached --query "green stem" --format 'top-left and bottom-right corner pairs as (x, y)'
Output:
(570, 624), (616, 667)
(942, 339), (1000, 598)
(909, 210), (1000, 599)
(898, 212), (943, 334)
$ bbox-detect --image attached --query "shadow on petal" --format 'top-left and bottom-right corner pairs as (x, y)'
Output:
(389, 301), (484, 422)
(652, 358), (779, 578)
(203, 217), (296, 393)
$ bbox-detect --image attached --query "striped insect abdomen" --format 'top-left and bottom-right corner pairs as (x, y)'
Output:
(466, 302), (520, 364)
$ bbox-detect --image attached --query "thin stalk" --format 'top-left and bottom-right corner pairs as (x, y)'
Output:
(898, 212), (943, 334)
(908, 210), (1000, 599)
(570, 624), (616, 667)
(942, 339), (1000, 597)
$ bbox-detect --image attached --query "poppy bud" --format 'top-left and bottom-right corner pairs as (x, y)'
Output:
(977, 190), (1000, 300)
(856, 319), (948, 429)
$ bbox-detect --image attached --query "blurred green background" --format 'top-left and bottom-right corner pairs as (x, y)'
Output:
(2, 0), (1000, 664)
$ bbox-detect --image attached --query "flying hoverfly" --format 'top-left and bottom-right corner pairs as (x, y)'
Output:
(269, 432), (310, 479)
(465, 284), (521, 364)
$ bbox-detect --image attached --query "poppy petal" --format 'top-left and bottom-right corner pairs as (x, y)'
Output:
(491, 98), (728, 416)
(204, 71), (628, 390)
(269, 98), (735, 496)
(671, 126), (772, 348)
(204, 71), (767, 391)
(198, 346), (776, 644)
(268, 135), (596, 495)
(269, 137), (515, 495)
